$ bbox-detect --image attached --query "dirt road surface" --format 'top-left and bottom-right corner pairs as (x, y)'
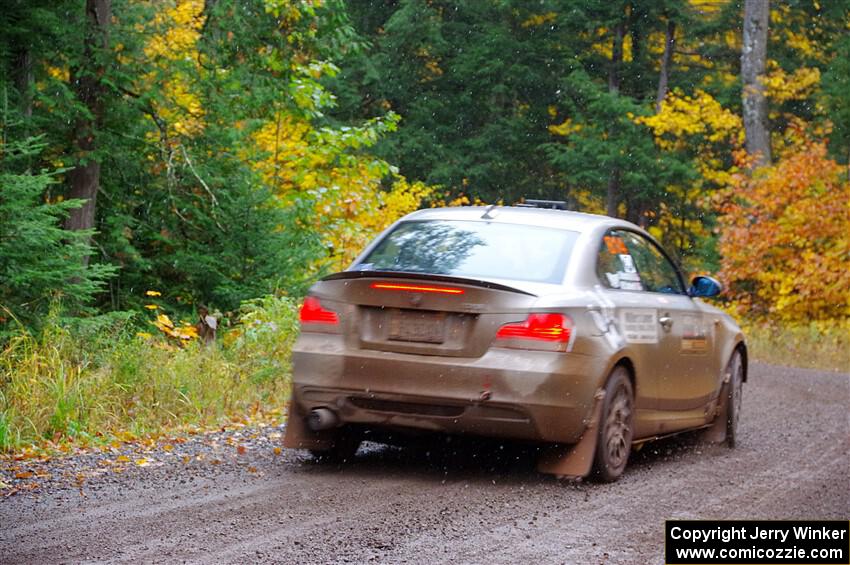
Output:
(1, 362), (848, 564)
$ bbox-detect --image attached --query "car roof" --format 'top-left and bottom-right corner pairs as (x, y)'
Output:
(402, 206), (638, 234)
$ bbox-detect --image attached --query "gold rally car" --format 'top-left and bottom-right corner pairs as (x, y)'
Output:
(284, 203), (746, 481)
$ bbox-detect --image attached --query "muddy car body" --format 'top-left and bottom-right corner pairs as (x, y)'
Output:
(285, 206), (747, 480)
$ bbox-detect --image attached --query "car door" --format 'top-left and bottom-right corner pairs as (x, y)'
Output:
(597, 230), (716, 429)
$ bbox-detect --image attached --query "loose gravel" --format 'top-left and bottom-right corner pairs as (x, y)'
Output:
(1, 362), (848, 564)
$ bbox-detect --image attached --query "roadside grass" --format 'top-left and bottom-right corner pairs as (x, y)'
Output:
(0, 296), (299, 453)
(741, 318), (850, 373)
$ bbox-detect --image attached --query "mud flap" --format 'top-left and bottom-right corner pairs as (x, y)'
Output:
(701, 379), (729, 444)
(537, 389), (605, 479)
(282, 399), (335, 451)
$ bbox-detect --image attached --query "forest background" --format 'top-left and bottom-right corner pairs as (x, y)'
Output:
(0, 0), (848, 453)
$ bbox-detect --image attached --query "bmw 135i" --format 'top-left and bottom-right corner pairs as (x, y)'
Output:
(284, 204), (746, 481)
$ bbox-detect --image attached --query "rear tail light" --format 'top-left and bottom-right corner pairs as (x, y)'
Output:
(495, 313), (573, 352)
(299, 296), (339, 329)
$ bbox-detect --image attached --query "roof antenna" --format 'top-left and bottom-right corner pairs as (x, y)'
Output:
(481, 204), (497, 219)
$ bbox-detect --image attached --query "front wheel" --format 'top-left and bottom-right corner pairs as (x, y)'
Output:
(592, 366), (635, 482)
(725, 350), (743, 448)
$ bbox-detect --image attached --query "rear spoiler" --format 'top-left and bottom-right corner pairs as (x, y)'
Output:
(321, 270), (537, 297)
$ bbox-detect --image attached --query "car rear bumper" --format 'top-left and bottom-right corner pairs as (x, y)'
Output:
(289, 333), (607, 444)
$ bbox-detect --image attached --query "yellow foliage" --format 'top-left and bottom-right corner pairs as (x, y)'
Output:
(722, 29), (740, 51)
(763, 62), (820, 103)
(155, 313), (174, 330)
(137, 0), (206, 139)
(783, 30), (821, 60)
(251, 114), (314, 192)
(770, 4), (829, 63)
(571, 189), (606, 215)
(250, 112), (433, 270)
(637, 89), (741, 193)
(150, 312), (199, 342)
(520, 12), (557, 28)
(46, 65), (69, 82)
(689, 0), (729, 17)
(548, 118), (583, 137)
(701, 70), (738, 89)
(319, 178), (434, 269)
(637, 89), (742, 149)
(646, 31), (667, 57)
(589, 28), (633, 62)
(143, 0), (204, 60)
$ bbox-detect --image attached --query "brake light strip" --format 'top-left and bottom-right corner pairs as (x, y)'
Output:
(370, 282), (465, 295)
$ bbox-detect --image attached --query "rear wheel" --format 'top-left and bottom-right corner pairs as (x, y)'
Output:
(725, 350), (743, 448)
(309, 428), (362, 463)
(592, 367), (634, 482)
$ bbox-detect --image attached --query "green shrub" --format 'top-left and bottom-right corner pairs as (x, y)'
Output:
(0, 295), (300, 452)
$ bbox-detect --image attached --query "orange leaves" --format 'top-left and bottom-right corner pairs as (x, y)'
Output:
(717, 138), (850, 321)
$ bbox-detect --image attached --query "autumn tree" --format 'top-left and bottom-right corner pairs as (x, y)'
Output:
(717, 137), (849, 321)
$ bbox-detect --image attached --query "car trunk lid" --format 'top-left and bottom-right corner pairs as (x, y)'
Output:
(312, 271), (540, 357)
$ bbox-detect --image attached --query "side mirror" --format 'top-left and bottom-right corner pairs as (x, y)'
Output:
(689, 275), (723, 298)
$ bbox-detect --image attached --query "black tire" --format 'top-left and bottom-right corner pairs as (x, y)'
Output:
(309, 428), (362, 463)
(592, 366), (635, 482)
(725, 350), (743, 448)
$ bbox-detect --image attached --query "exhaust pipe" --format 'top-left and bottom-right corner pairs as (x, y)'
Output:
(307, 408), (339, 432)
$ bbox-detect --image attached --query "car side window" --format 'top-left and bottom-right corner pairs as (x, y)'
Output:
(596, 231), (645, 291)
(596, 230), (684, 294)
(620, 231), (685, 294)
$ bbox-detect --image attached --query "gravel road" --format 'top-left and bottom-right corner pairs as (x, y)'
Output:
(1, 362), (848, 564)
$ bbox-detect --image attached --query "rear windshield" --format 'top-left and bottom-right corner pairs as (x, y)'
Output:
(355, 220), (579, 284)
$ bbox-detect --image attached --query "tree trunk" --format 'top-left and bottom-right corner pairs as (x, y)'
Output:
(606, 21), (625, 217)
(606, 169), (621, 218)
(608, 21), (624, 95)
(656, 19), (676, 112)
(741, 0), (771, 167)
(12, 46), (33, 119)
(64, 0), (111, 262)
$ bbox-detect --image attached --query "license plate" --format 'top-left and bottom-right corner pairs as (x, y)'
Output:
(388, 310), (446, 344)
